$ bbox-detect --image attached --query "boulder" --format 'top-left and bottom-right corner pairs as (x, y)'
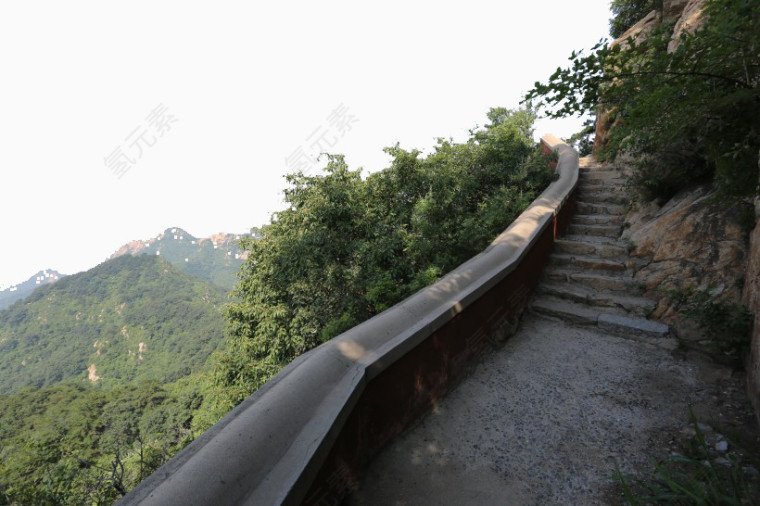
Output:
(622, 184), (748, 320)
(668, 0), (708, 51)
(662, 0), (691, 21)
(594, 0), (708, 153)
(615, 9), (660, 46)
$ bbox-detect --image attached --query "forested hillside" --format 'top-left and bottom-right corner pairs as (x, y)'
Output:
(0, 254), (227, 394)
(0, 255), (230, 504)
(0, 379), (203, 505)
(1, 106), (554, 504)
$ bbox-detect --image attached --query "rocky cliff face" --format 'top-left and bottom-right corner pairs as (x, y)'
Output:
(743, 160), (760, 425)
(622, 184), (749, 343)
(614, 0), (707, 52)
(593, 0), (707, 152)
(603, 0), (760, 426)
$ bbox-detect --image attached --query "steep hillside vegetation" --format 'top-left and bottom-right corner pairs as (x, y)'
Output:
(0, 379), (203, 505)
(0, 254), (227, 394)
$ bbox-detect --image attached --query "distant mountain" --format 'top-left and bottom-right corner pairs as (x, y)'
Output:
(109, 227), (257, 289)
(0, 269), (66, 310)
(0, 254), (227, 394)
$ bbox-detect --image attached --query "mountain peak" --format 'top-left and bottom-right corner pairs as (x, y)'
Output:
(109, 227), (253, 289)
(0, 269), (66, 310)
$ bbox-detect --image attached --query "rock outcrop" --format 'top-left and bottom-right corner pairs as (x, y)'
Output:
(668, 0), (707, 51)
(593, 0), (708, 153)
(622, 184), (750, 345)
(743, 158), (760, 424)
(624, 185), (747, 303)
(594, 0), (760, 426)
(613, 0), (706, 49)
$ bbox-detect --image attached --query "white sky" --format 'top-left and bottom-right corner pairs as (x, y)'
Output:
(0, 1), (612, 289)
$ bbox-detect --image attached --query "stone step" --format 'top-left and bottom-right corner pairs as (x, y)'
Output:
(562, 234), (626, 245)
(579, 168), (624, 177)
(576, 201), (627, 216)
(578, 157), (605, 170)
(566, 223), (621, 238)
(576, 189), (627, 200)
(579, 166), (622, 173)
(549, 253), (627, 272)
(554, 238), (628, 259)
(531, 296), (669, 338)
(531, 295), (605, 325)
(544, 268), (640, 293)
(537, 282), (656, 316)
(579, 174), (626, 185)
(597, 313), (670, 339)
(575, 191), (629, 205)
(572, 214), (624, 225)
(578, 182), (625, 192)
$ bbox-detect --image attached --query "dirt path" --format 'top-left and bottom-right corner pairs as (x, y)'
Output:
(349, 313), (757, 505)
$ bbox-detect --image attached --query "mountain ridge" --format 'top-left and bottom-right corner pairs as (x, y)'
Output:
(0, 254), (227, 394)
(109, 226), (251, 260)
(0, 226), (256, 310)
(0, 269), (66, 310)
(108, 226), (257, 289)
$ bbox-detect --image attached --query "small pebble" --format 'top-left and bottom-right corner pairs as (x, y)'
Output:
(713, 457), (731, 467)
(715, 440), (728, 452)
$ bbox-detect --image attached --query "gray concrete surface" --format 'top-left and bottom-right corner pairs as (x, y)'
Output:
(349, 313), (747, 505)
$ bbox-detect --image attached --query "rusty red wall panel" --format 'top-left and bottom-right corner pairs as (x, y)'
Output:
(555, 191), (576, 238)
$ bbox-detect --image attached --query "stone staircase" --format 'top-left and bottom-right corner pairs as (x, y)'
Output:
(531, 159), (672, 345)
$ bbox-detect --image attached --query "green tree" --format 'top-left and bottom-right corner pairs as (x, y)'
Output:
(206, 107), (555, 414)
(525, 0), (760, 201)
(0, 379), (203, 504)
(609, 0), (659, 38)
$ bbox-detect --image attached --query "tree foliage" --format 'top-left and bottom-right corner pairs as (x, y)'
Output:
(205, 107), (555, 414)
(526, 0), (760, 201)
(0, 255), (227, 394)
(0, 255), (227, 503)
(0, 378), (202, 504)
(609, 0), (659, 38)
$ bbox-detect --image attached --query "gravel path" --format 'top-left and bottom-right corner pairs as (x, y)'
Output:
(349, 313), (754, 505)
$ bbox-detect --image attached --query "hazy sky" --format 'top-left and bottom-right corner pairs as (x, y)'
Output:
(0, 1), (612, 289)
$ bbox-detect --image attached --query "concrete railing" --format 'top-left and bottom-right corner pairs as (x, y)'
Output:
(120, 134), (578, 506)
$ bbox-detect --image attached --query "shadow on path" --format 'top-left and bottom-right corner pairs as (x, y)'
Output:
(349, 313), (753, 505)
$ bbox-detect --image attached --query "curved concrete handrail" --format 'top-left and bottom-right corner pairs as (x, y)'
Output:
(121, 134), (578, 506)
